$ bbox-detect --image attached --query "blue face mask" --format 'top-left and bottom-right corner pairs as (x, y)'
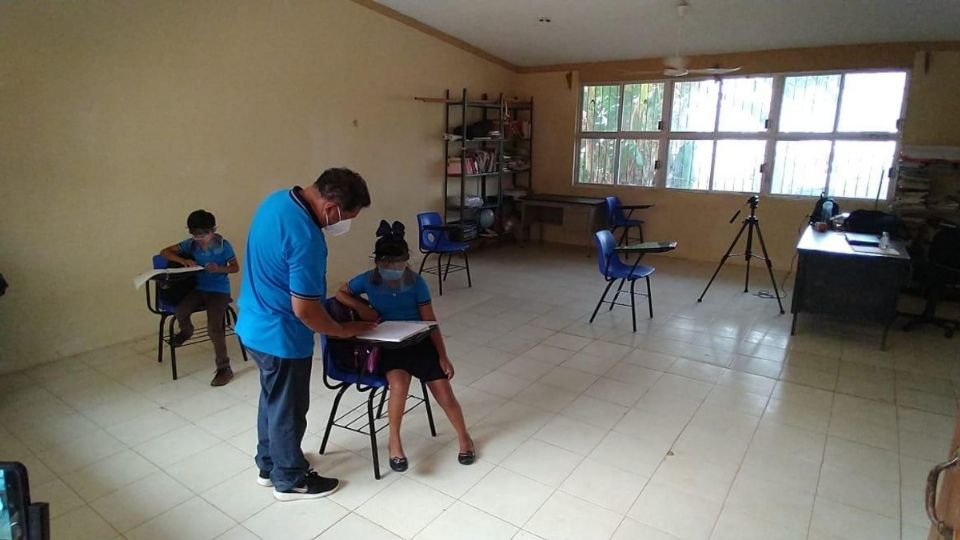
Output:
(378, 268), (405, 281)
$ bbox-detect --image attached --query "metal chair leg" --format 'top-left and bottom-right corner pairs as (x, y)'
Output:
(418, 252), (430, 275)
(320, 386), (348, 454)
(630, 278), (637, 332)
(376, 387), (388, 419)
(421, 380), (437, 437)
(366, 389), (381, 479)
(157, 314), (168, 363)
(590, 280), (617, 323)
(618, 227), (629, 246)
(609, 278), (627, 311)
(443, 253), (453, 281)
(637, 223), (644, 243)
(646, 276), (653, 318)
(437, 252), (443, 296)
(463, 251), (472, 288)
(167, 316), (179, 380)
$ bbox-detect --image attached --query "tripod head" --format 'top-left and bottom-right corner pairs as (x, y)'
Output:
(729, 195), (761, 223)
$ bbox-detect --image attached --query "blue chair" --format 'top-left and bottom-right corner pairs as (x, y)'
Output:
(144, 255), (246, 380)
(606, 196), (647, 246)
(416, 212), (472, 296)
(317, 306), (438, 479)
(589, 230), (655, 332)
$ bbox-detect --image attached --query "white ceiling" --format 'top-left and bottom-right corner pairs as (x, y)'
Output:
(373, 0), (960, 67)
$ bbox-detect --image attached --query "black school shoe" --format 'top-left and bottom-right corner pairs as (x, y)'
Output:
(389, 457), (409, 472)
(458, 450), (476, 465)
(273, 470), (340, 502)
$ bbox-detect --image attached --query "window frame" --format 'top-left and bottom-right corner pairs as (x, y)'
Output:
(574, 68), (910, 200)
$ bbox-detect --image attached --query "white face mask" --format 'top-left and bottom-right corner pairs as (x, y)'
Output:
(324, 206), (352, 237)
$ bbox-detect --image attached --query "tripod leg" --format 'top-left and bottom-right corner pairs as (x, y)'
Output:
(743, 220), (754, 293)
(698, 220), (749, 303)
(753, 221), (785, 314)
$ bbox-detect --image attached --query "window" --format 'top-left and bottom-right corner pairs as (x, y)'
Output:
(575, 70), (907, 199)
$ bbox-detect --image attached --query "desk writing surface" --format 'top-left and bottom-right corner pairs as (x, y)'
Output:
(617, 241), (677, 254)
(796, 226), (910, 260)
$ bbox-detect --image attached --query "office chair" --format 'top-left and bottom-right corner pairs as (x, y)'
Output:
(416, 212), (472, 296)
(145, 255), (247, 379)
(903, 226), (960, 338)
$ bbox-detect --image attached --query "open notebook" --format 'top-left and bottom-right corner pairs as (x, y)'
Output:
(357, 321), (434, 343)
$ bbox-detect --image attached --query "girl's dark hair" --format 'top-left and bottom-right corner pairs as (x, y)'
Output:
(374, 220), (409, 261)
(187, 209), (216, 231)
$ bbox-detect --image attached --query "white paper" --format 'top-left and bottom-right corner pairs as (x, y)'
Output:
(849, 245), (900, 256)
(357, 321), (434, 343)
(133, 266), (205, 289)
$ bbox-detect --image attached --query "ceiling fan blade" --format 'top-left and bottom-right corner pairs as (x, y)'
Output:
(686, 67), (742, 75)
(663, 67), (689, 77)
(616, 69), (666, 76)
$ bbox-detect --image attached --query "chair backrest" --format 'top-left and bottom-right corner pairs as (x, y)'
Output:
(605, 196), (625, 227)
(930, 226), (960, 269)
(417, 211), (447, 252)
(594, 230), (618, 276)
(152, 255), (168, 270)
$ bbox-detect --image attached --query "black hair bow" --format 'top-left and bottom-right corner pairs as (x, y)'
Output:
(376, 220), (405, 241)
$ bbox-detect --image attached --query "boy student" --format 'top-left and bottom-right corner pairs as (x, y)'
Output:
(336, 220), (475, 472)
(160, 209), (239, 387)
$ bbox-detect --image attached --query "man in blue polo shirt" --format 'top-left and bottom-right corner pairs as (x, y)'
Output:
(237, 168), (374, 501)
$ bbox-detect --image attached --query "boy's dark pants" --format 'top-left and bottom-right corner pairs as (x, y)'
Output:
(174, 290), (231, 369)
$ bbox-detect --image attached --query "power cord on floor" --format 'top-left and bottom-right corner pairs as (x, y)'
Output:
(753, 214), (810, 300)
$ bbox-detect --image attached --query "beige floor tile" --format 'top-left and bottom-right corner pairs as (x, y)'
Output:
(243, 499), (346, 540)
(525, 491), (623, 540)
(126, 497), (235, 540)
(559, 457), (647, 513)
(462, 467), (553, 527)
(414, 501), (517, 540)
(629, 481), (722, 540)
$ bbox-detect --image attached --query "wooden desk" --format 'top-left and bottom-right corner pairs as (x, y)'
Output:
(519, 194), (608, 244)
(791, 226), (911, 349)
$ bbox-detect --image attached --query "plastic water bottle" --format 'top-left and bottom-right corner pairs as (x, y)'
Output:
(879, 231), (890, 250)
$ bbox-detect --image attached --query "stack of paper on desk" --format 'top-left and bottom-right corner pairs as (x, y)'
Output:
(357, 321), (434, 343)
(133, 266), (204, 289)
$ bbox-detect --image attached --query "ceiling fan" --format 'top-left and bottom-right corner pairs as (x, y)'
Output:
(621, 1), (742, 78)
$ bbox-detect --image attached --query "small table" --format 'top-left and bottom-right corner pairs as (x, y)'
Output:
(790, 226), (911, 349)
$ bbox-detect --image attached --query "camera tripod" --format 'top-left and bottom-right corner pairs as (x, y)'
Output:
(697, 195), (785, 314)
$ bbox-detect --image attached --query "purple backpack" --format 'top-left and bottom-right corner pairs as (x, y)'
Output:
(325, 298), (380, 375)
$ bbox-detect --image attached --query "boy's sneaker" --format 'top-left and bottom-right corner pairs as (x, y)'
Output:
(256, 469), (272, 487)
(273, 470), (340, 502)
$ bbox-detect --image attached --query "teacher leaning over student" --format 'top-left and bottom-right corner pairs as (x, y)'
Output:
(236, 168), (375, 501)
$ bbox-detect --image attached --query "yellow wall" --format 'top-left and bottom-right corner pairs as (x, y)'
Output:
(515, 46), (960, 266)
(0, 0), (515, 372)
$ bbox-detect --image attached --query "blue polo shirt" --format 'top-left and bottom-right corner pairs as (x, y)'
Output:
(347, 270), (431, 321)
(177, 236), (236, 295)
(236, 188), (328, 359)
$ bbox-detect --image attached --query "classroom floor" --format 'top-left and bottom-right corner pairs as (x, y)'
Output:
(2, 243), (958, 540)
